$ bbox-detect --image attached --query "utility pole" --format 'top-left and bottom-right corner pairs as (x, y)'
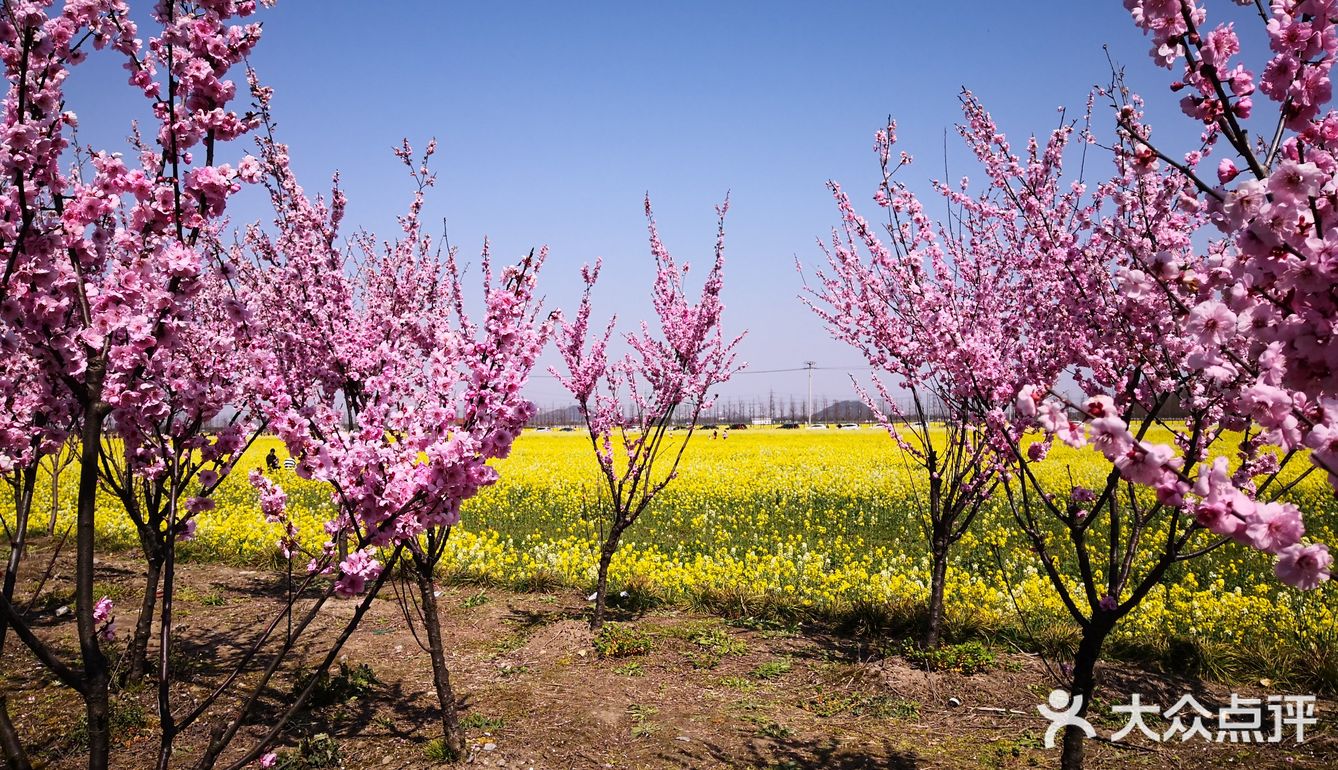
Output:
(804, 361), (816, 425)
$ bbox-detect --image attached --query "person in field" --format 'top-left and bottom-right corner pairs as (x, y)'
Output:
(265, 448), (279, 471)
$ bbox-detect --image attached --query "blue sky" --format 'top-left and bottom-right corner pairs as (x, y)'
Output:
(65, 1), (1259, 410)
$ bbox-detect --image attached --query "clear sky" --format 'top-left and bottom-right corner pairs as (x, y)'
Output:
(65, 1), (1252, 411)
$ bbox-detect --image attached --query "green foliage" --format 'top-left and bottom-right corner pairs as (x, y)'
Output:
(805, 692), (919, 719)
(594, 623), (652, 658)
(290, 733), (341, 769)
(719, 676), (756, 692)
(459, 712), (505, 731)
(897, 640), (997, 675)
(627, 703), (658, 738)
(692, 627), (747, 656)
(422, 737), (457, 763)
(462, 589), (490, 609)
(750, 658), (792, 680)
(298, 662), (379, 708)
(756, 720), (793, 740)
(613, 661), (645, 677)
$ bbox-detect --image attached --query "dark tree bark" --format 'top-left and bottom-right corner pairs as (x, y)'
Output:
(923, 537), (950, 648)
(410, 549), (464, 759)
(75, 398), (111, 770)
(1060, 618), (1113, 770)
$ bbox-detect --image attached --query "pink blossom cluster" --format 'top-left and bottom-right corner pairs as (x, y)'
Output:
(92, 596), (115, 642)
(838, 86), (1330, 592)
(249, 468), (297, 557)
(553, 197), (743, 478)
(807, 106), (1075, 457)
(1122, 0), (1338, 494)
(0, 0), (271, 514)
(243, 135), (551, 594)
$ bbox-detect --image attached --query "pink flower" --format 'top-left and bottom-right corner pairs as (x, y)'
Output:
(93, 596), (116, 642)
(93, 596), (113, 625)
(258, 752), (278, 769)
(1193, 501), (1241, 538)
(1274, 543), (1332, 590)
(1267, 160), (1324, 207)
(1015, 385), (1041, 418)
(238, 155), (264, 184)
(334, 549), (382, 598)
(1055, 420), (1088, 449)
(1037, 400), (1068, 433)
(1090, 415), (1134, 461)
(1217, 158), (1240, 184)
(1114, 441), (1179, 485)
(1084, 395), (1117, 419)
(1244, 501), (1305, 553)
(1185, 301), (1237, 346)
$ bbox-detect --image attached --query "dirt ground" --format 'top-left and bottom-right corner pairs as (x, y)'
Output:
(2, 547), (1335, 770)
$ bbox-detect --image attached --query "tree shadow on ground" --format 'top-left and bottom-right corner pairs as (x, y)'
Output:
(695, 734), (921, 770)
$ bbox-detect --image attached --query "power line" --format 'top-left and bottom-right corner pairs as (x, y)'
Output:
(529, 364), (877, 378)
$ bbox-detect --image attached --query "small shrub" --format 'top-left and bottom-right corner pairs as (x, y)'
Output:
(750, 658), (792, 680)
(719, 676), (756, 692)
(898, 640), (996, 675)
(614, 661), (645, 677)
(459, 712), (505, 731)
(423, 737), (457, 762)
(462, 590), (490, 609)
(627, 703), (658, 738)
(594, 623), (652, 658)
(692, 628), (747, 656)
(299, 662), (379, 708)
(297, 733), (341, 769)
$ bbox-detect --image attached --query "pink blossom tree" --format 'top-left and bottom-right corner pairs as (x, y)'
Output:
(905, 90), (1331, 770)
(0, 2), (270, 768)
(241, 131), (552, 761)
(974, 91), (1327, 770)
(804, 116), (1067, 648)
(554, 197), (744, 630)
(94, 262), (268, 684)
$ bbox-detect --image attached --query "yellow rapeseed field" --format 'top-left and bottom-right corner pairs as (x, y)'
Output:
(12, 426), (1338, 688)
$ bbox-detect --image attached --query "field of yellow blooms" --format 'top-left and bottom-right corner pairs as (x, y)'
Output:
(14, 426), (1338, 690)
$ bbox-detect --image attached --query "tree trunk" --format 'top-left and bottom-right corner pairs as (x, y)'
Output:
(0, 695), (32, 770)
(0, 465), (37, 652)
(0, 467), (36, 770)
(1060, 620), (1111, 770)
(75, 404), (111, 770)
(128, 553), (163, 683)
(411, 551), (464, 760)
(48, 461), (62, 536)
(922, 540), (949, 648)
(591, 537), (618, 631)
